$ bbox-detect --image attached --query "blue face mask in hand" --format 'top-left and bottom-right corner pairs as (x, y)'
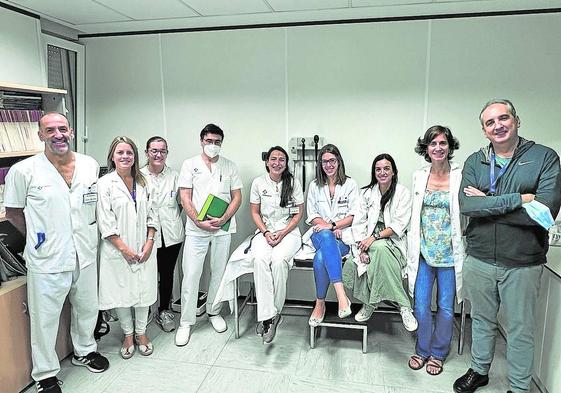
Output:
(522, 200), (555, 229)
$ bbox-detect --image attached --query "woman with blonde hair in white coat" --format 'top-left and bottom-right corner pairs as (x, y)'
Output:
(407, 126), (464, 376)
(98, 136), (158, 359)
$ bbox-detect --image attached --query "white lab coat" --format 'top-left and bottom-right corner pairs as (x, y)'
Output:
(406, 162), (465, 302)
(97, 171), (158, 309)
(140, 165), (184, 248)
(305, 177), (359, 246)
(351, 183), (412, 276)
(4, 152), (99, 272)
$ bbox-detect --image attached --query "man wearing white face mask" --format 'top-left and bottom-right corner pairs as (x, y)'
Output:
(175, 123), (243, 346)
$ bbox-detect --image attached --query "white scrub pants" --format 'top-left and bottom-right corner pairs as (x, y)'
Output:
(252, 232), (301, 322)
(179, 233), (231, 326)
(114, 306), (149, 336)
(27, 260), (98, 381)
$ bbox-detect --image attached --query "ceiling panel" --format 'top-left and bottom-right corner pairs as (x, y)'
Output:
(94, 0), (199, 20)
(8, 0), (130, 24)
(267, 0), (349, 12)
(182, 0), (271, 16)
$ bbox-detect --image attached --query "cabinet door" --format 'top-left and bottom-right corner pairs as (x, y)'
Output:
(540, 271), (561, 393)
(0, 282), (33, 393)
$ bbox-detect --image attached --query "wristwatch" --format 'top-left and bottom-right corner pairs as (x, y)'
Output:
(147, 236), (155, 241)
(331, 222), (337, 231)
(373, 232), (381, 241)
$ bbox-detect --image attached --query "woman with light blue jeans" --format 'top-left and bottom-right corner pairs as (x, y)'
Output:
(407, 126), (465, 375)
(306, 144), (358, 326)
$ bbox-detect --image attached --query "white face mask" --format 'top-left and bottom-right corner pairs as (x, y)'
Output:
(204, 143), (221, 158)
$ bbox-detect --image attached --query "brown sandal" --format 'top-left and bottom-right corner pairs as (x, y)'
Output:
(408, 354), (427, 370)
(425, 357), (443, 376)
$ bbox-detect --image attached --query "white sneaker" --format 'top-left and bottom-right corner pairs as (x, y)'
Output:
(400, 307), (418, 332)
(175, 325), (191, 346)
(208, 314), (227, 333)
(355, 304), (375, 322)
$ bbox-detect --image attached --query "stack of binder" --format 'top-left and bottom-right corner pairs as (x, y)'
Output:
(0, 109), (43, 152)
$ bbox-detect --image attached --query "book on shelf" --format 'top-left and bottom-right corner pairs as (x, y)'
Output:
(196, 194), (231, 231)
(0, 109), (42, 153)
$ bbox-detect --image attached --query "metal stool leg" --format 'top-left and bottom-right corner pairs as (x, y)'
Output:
(310, 325), (316, 349)
(234, 277), (239, 339)
(458, 301), (466, 355)
(362, 327), (368, 354)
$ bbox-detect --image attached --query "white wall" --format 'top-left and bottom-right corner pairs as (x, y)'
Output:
(83, 12), (561, 247)
(0, 7), (44, 86)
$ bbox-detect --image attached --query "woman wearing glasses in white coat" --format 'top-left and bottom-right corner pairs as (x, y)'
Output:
(306, 144), (357, 326)
(141, 136), (184, 333)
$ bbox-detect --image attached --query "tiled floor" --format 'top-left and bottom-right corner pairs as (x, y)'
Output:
(23, 307), (540, 393)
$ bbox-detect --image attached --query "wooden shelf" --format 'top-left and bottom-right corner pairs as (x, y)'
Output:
(0, 150), (42, 158)
(0, 81), (67, 95)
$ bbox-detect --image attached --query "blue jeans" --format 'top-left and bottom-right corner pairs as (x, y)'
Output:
(414, 256), (456, 360)
(311, 230), (350, 299)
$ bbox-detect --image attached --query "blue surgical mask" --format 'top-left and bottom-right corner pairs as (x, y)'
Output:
(522, 200), (555, 229)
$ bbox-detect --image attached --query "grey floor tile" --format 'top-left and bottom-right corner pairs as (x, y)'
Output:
(197, 366), (291, 393)
(101, 356), (210, 393)
(151, 318), (232, 365)
(289, 377), (385, 393)
(296, 336), (384, 385)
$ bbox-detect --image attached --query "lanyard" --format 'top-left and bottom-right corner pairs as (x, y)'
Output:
(130, 179), (137, 211)
(489, 153), (509, 195)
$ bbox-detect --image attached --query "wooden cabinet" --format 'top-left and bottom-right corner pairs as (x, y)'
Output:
(0, 277), (73, 393)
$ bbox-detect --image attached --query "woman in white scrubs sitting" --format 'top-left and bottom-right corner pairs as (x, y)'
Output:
(98, 136), (158, 359)
(250, 146), (304, 344)
(306, 144), (358, 326)
(141, 136), (184, 333)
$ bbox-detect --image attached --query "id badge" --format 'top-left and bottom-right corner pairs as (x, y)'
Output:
(83, 192), (98, 204)
(288, 207), (299, 215)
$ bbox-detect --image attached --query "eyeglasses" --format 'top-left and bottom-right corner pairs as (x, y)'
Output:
(321, 158), (338, 167)
(203, 138), (222, 146)
(148, 149), (168, 156)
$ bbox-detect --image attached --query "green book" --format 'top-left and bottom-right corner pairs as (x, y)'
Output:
(197, 194), (231, 231)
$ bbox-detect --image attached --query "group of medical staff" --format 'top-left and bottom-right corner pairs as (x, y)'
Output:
(6, 98), (560, 393)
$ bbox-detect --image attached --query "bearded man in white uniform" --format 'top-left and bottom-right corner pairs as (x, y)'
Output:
(4, 112), (109, 393)
(175, 123), (243, 346)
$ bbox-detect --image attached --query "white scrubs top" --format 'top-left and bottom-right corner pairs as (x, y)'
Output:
(97, 171), (158, 309)
(141, 165), (184, 248)
(250, 174), (304, 233)
(4, 153), (99, 273)
(306, 177), (359, 245)
(178, 154), (243, 236)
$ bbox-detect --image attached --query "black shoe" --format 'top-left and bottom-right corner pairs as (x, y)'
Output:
(453, 368), (489, 393)
(262, 314), (282, 344)
(35, 376), (62, 393)
(71, 351), (109, 373)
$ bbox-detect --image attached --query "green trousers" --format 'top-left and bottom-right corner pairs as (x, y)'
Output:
(463, 255), (543, 393)
(342, 239), (411, 309)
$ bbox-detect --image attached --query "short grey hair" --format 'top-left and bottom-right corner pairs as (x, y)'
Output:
(479, 99), (518, 125)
